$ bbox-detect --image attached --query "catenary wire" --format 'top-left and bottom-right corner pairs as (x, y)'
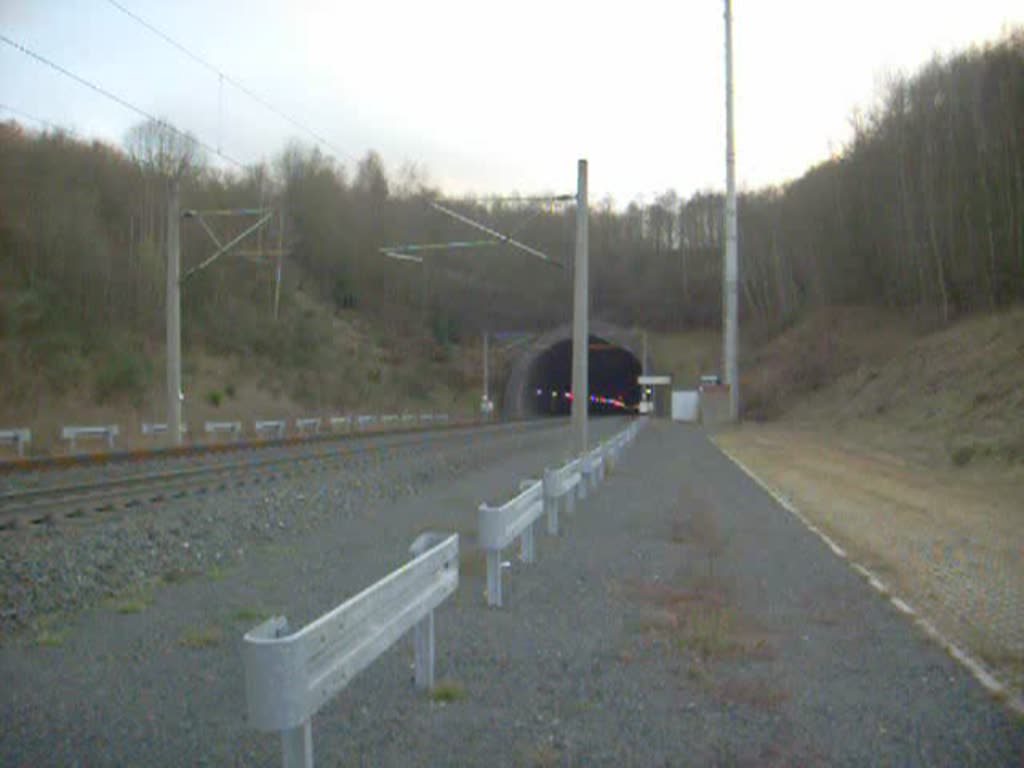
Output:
(103, 0), (353, 164)
(0, 32), (246, 168)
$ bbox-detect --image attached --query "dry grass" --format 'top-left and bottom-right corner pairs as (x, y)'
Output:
(103, 580), (159, 615)
(231, 607), (274, 624)
(178, 625), (223, 649)
(626, 578), (775, 664)
(623, 490), (791, 712)
(459, 549), (487, 580)
(517, 741), (563, 768)
(35, 628), (67, 647)
(648, 329), (721, 390)
(713, 676), (791, 711)
(31, 612), (69, 647)
(670, 488), (729, 578)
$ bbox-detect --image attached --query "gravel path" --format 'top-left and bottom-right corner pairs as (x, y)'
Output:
(715, 425), (1024, 701)
(2, 420), (1021, 766)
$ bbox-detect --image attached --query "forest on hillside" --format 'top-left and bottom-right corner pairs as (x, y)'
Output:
(0, 29), (1021, 396)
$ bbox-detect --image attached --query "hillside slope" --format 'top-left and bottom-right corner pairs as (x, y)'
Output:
(0, 287), (490, 455)
(744, 306), (1024, 473)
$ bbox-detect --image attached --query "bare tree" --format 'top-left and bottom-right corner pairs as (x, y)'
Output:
(124, 118), (204, 179)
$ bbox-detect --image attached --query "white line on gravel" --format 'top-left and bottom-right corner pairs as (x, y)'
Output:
(715, 443), (1024, 717)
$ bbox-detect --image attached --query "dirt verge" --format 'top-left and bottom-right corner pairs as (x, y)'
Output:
(713, 424), (1024, 701)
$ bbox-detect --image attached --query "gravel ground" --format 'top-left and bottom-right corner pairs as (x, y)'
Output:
(1, 419), (1021, 766)
(0, 420), (566, 635)
(715, 425), (1024, 701)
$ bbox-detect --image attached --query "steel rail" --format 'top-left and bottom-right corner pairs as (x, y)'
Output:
(0, 419), (565, 531)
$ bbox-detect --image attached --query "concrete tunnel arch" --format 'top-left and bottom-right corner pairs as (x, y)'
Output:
(502, 320), (653, 419)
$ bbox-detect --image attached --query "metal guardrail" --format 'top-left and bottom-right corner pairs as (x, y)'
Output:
(478, 479), (544, 607)
(61, 425), (119, 451)
(328, 416), (352, 432)
(6, 411), (458, 462)
(204, 421), (242, 439)
(543, 458), (582, 533)
(0, 428), (31, 457)
(295, 418), (321, 435)
(141, 422), (189, 437)
(254, 420), (287, 440)
(242, 533), (459, 768)
(478, 420), (644, 607)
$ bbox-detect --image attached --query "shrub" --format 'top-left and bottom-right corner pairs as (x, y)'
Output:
(950, 444), (975, 467)
(94, 348), (150, 405)
(206, 389), (223, 408)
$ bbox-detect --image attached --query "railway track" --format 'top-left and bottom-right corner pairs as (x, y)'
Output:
(0, 419), (563, 532)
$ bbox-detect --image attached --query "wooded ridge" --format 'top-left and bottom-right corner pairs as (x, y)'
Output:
(1, 29), (1020, 407)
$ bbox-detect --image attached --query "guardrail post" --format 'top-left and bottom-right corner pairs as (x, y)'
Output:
(281, 721), (313, 768)
(520, 521), (535, 563)
(413, 611), (435, 690)
(542, 467), (559, 536)
(409, 532), (445, 690)
(486, 549), (502, 607)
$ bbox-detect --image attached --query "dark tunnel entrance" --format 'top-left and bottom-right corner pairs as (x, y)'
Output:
(526, 336), (643, 416)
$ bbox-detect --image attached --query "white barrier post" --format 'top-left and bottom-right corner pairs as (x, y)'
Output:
(486, 550), (503, 608)
(281, 701), (313, 768)
(520, 520), (535, 564)
(409, 532), (447, 690)
(565, 486), (576, 516)
(577, 457), (589, 501)
(543, 467), (559, 536)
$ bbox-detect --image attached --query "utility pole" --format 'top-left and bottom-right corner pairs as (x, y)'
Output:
(274, 207), (283, 320)
(482, 330), (489, 403)
(166, 178), (183, 447)
(723, 0), (740, 421)
(571, 159), (589, 455)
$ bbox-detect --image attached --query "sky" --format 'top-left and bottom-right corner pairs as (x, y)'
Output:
(1, 0), (1021, 206)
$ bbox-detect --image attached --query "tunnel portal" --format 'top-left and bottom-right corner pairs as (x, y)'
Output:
(526, 337), (642, 416)
(503, 321), (650, 419)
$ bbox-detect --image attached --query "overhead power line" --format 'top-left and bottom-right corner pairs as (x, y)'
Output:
(104, 0), (353, 164)
(0, 102), (76, 134)
(0, 32), (245, 168)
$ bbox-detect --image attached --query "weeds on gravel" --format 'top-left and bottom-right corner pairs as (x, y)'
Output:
(459, 549), (487, 580)
(429, 679), (466, 702)
(111, 598), (150, 615)
(671, 489), (729, 579)
(179, 625), (224, 649)
(32, 613), (68, 647)
(207, 564), (230, 582)
(161, 567), (202, 585)
(713, 676), (791, 711)
(231, 608), (273, 624)
(104, 582), (157, 614)
(519, 742), (562, 768)
(35, 628), (67, 647)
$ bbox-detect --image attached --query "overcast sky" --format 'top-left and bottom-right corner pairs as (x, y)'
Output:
(2, 1), (1021, 205)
